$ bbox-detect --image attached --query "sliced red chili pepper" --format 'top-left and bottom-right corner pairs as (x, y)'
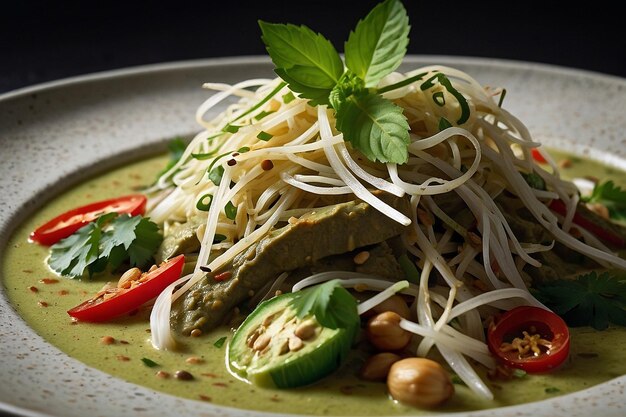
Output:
(67, 255), (184, 322)
(531, 148), (548, 164)
(549, 199), (625, 247)
(30, 194), (147, 246)
(487, 306), (570, 373)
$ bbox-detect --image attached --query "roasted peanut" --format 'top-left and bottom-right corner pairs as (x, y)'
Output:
(118, 267), (141, 289)
(360, 352), (401, 381)
(366, 311), (411, 351)
(371, 295), (411, 319)
(387, 358), (454, 408)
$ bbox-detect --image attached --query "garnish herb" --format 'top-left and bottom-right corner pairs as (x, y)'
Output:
(512, 368), (527, 378)
(48, 213), (162, 278)
(583, 180), (626, 221)
(260, 0), (471, 164)
(291, 279), (359, 329)
(534, 271), (626, 330)
(141, 357), (160, 368)
(154, 137), (187, 183)
(214, 336), (227, 348)
(260, 0), (410, 164)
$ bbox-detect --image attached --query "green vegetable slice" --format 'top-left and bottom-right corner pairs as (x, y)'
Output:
(228, 286), (358, 388)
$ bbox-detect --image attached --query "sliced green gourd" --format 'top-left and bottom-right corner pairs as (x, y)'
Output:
(228, 280), (359, 388)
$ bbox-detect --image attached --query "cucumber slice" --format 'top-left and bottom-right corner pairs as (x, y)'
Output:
(228, 291), (358, 388)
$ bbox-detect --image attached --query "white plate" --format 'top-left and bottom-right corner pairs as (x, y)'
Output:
(1, 56), (625, 417)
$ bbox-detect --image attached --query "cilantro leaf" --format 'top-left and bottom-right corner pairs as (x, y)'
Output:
(534, 271), (626, 330)
(345, 0), (410, 88)
(47, 213), (162, 278)
(48, 222), (102, 278)
(259, 21), (343, 106)
(584, 181), (626, 221)
(122, 216), (162, 268)
(291, 279), (359, 330)
(336, 93), (410, 164)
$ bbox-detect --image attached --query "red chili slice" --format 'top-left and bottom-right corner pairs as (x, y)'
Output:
(531, 148), (548, 164)
(67, 255), (184, 322)
(30, 194), (147, 246)
(487, 306), (570, 373)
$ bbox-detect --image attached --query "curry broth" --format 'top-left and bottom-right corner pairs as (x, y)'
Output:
(3, 152), (626, 415)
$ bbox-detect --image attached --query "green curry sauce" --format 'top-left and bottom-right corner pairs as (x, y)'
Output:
(3, 151), (626, 415)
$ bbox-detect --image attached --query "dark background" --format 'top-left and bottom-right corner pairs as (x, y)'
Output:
(1, 0), (625, 94)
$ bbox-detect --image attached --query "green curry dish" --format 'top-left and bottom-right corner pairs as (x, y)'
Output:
(228, 284), (359, 388)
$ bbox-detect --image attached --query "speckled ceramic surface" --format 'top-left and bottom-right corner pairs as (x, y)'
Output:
(0, 56), (625, 417)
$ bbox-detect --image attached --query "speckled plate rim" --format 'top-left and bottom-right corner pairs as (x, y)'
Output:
(1, 55), (625, 417)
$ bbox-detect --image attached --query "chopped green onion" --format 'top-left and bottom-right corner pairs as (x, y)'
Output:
(421, 73), (470, 125)
(192, 152), (216, 160)
(438, 117), (453, 131)
(209, 165), (225, 186)
(254, 110), (275, 121)
(225, 201), (237, 220)
(432, 91), (445, 106)
(376, 72), (427, 94)
(238, 146), (251, 153)
(214, 336), (227, 348)
(223, 124), (241, 134)
(213, 234), (227, 243)
(232, 81), (287, 123)
(257, 131), (274, 141)
(282, 91), (296, 103)
(141, 357), (159, 368)
(196, 194), (213, 212)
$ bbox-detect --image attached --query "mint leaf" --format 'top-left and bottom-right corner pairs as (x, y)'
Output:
(259, 21), (343, 105)
(291, 279), (359, 330)
(534, 271), (626, 330)
(336, 93), (409, 163)
(345, 0), (410, 88)
(584, 181), (626, 221)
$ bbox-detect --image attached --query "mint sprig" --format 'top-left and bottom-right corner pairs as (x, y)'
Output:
(259, 0), (413, 164)
(259, 21), (344, 106)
